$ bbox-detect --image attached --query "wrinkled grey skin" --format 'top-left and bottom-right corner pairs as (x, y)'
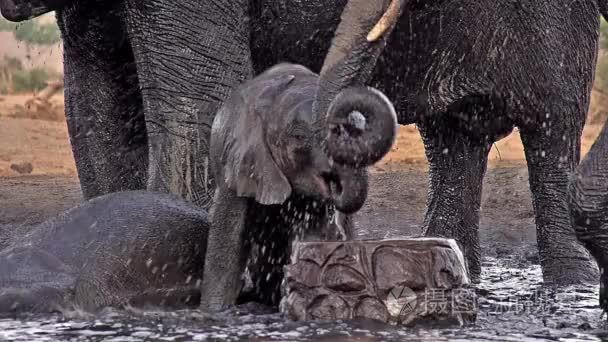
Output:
(2, 0), (604, 284)
(322, 0), (605, 285)
(0, 191), (207, 314)
(569, 119), (608, 314)
(0, 0), (393, 212)
(200, 63), (397, 311)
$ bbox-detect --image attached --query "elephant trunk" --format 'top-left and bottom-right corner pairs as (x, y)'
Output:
(312, 0), (404, 120)
(0, 0), (67, 21)
(324, 86), (397, 167)
(330, 165), (368, 214)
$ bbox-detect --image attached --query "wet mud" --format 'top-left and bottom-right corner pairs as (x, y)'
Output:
(1, 164), (606, 340)
(0, 257), (604, 341)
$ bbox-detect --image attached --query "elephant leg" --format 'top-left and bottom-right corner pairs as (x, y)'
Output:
(332, 211), (355, 241)
(246, 219), (290, 307)
(419, 123), (491, 281)
(57, 2), (147, 200)
(570, 120), (608, 310)
(520, 116), (598, 285)
(200, 188), (250, 311)
(123, 0), (253, 209)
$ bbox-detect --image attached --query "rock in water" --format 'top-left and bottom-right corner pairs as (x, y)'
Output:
(280, 238), (476, 326)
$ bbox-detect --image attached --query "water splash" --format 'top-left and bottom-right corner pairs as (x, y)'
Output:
(1, 257), (607, 341)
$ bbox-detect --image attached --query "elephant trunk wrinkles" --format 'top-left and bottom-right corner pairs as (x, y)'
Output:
(123, 0), (253, 209)
(312, 0), (403, 121)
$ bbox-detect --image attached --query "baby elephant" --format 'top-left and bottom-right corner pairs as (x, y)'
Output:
(201, 63), (397, 310)
(0, 191), (207, 314)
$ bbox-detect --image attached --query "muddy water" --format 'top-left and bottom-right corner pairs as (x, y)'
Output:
(1, 257), (606, 342)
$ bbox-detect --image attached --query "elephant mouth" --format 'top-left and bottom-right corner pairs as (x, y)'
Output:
(310, 172), (340, 200)
(321, 171), (343, 200)
(312, 168), (368, 214)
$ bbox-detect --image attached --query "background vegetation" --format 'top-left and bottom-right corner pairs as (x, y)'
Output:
(596, 18), (608, 93)
(0, 16), (61, 46)
(1, 15), (608, 94)
(0, 17), (61, 94)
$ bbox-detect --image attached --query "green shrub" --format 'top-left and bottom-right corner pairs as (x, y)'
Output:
(596, 17), (608, 92)
(0, 15), (60, 94)
(0, 16), (61, 46)
(2, 56), (23, 71)
(0, 17), (14, 31)
(600, 17), (608, 51)
(0, 56), (59, 94)
(12, 68), (50, 92)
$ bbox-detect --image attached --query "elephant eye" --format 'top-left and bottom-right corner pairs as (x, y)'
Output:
(292, 132), (308, 144)
(289, 125), (311, 146)
(288, 127), (312, 160)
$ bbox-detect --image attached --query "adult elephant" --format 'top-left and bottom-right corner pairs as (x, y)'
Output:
(1, 0), (603, 285)
(314, 0), (603, 285)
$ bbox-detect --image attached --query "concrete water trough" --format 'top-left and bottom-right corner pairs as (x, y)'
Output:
(281, 238), (476, 326)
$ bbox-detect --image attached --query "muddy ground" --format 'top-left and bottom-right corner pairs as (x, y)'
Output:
(1, 96), (605, 260)
(3, 96), (608, 340)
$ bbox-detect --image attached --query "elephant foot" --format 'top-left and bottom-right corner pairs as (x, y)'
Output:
(454, 240), (480, 285)
(600, 267), (608, 317)
(422, 227), (481, 284)
(281, 238), (476, 325)
(539, 248), (599, 286)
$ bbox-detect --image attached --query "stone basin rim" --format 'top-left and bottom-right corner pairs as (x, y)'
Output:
(292, 237), (470, 285)
(294, 237), (460, 247)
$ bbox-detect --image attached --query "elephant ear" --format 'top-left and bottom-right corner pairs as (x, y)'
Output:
(222, 73), (296, 205)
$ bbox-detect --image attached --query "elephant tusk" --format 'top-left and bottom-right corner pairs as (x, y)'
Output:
(366, 0), (403, 42)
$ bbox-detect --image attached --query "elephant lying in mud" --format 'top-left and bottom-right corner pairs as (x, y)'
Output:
(0, 191), (207, 313)
(201, 63), (397, 311)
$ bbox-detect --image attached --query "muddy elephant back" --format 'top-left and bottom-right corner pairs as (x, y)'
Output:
(61, 191), (209, 310)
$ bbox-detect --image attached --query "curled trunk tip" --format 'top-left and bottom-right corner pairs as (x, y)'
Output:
(331, 166), (368, 214)
(324, 86), (397, 168)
